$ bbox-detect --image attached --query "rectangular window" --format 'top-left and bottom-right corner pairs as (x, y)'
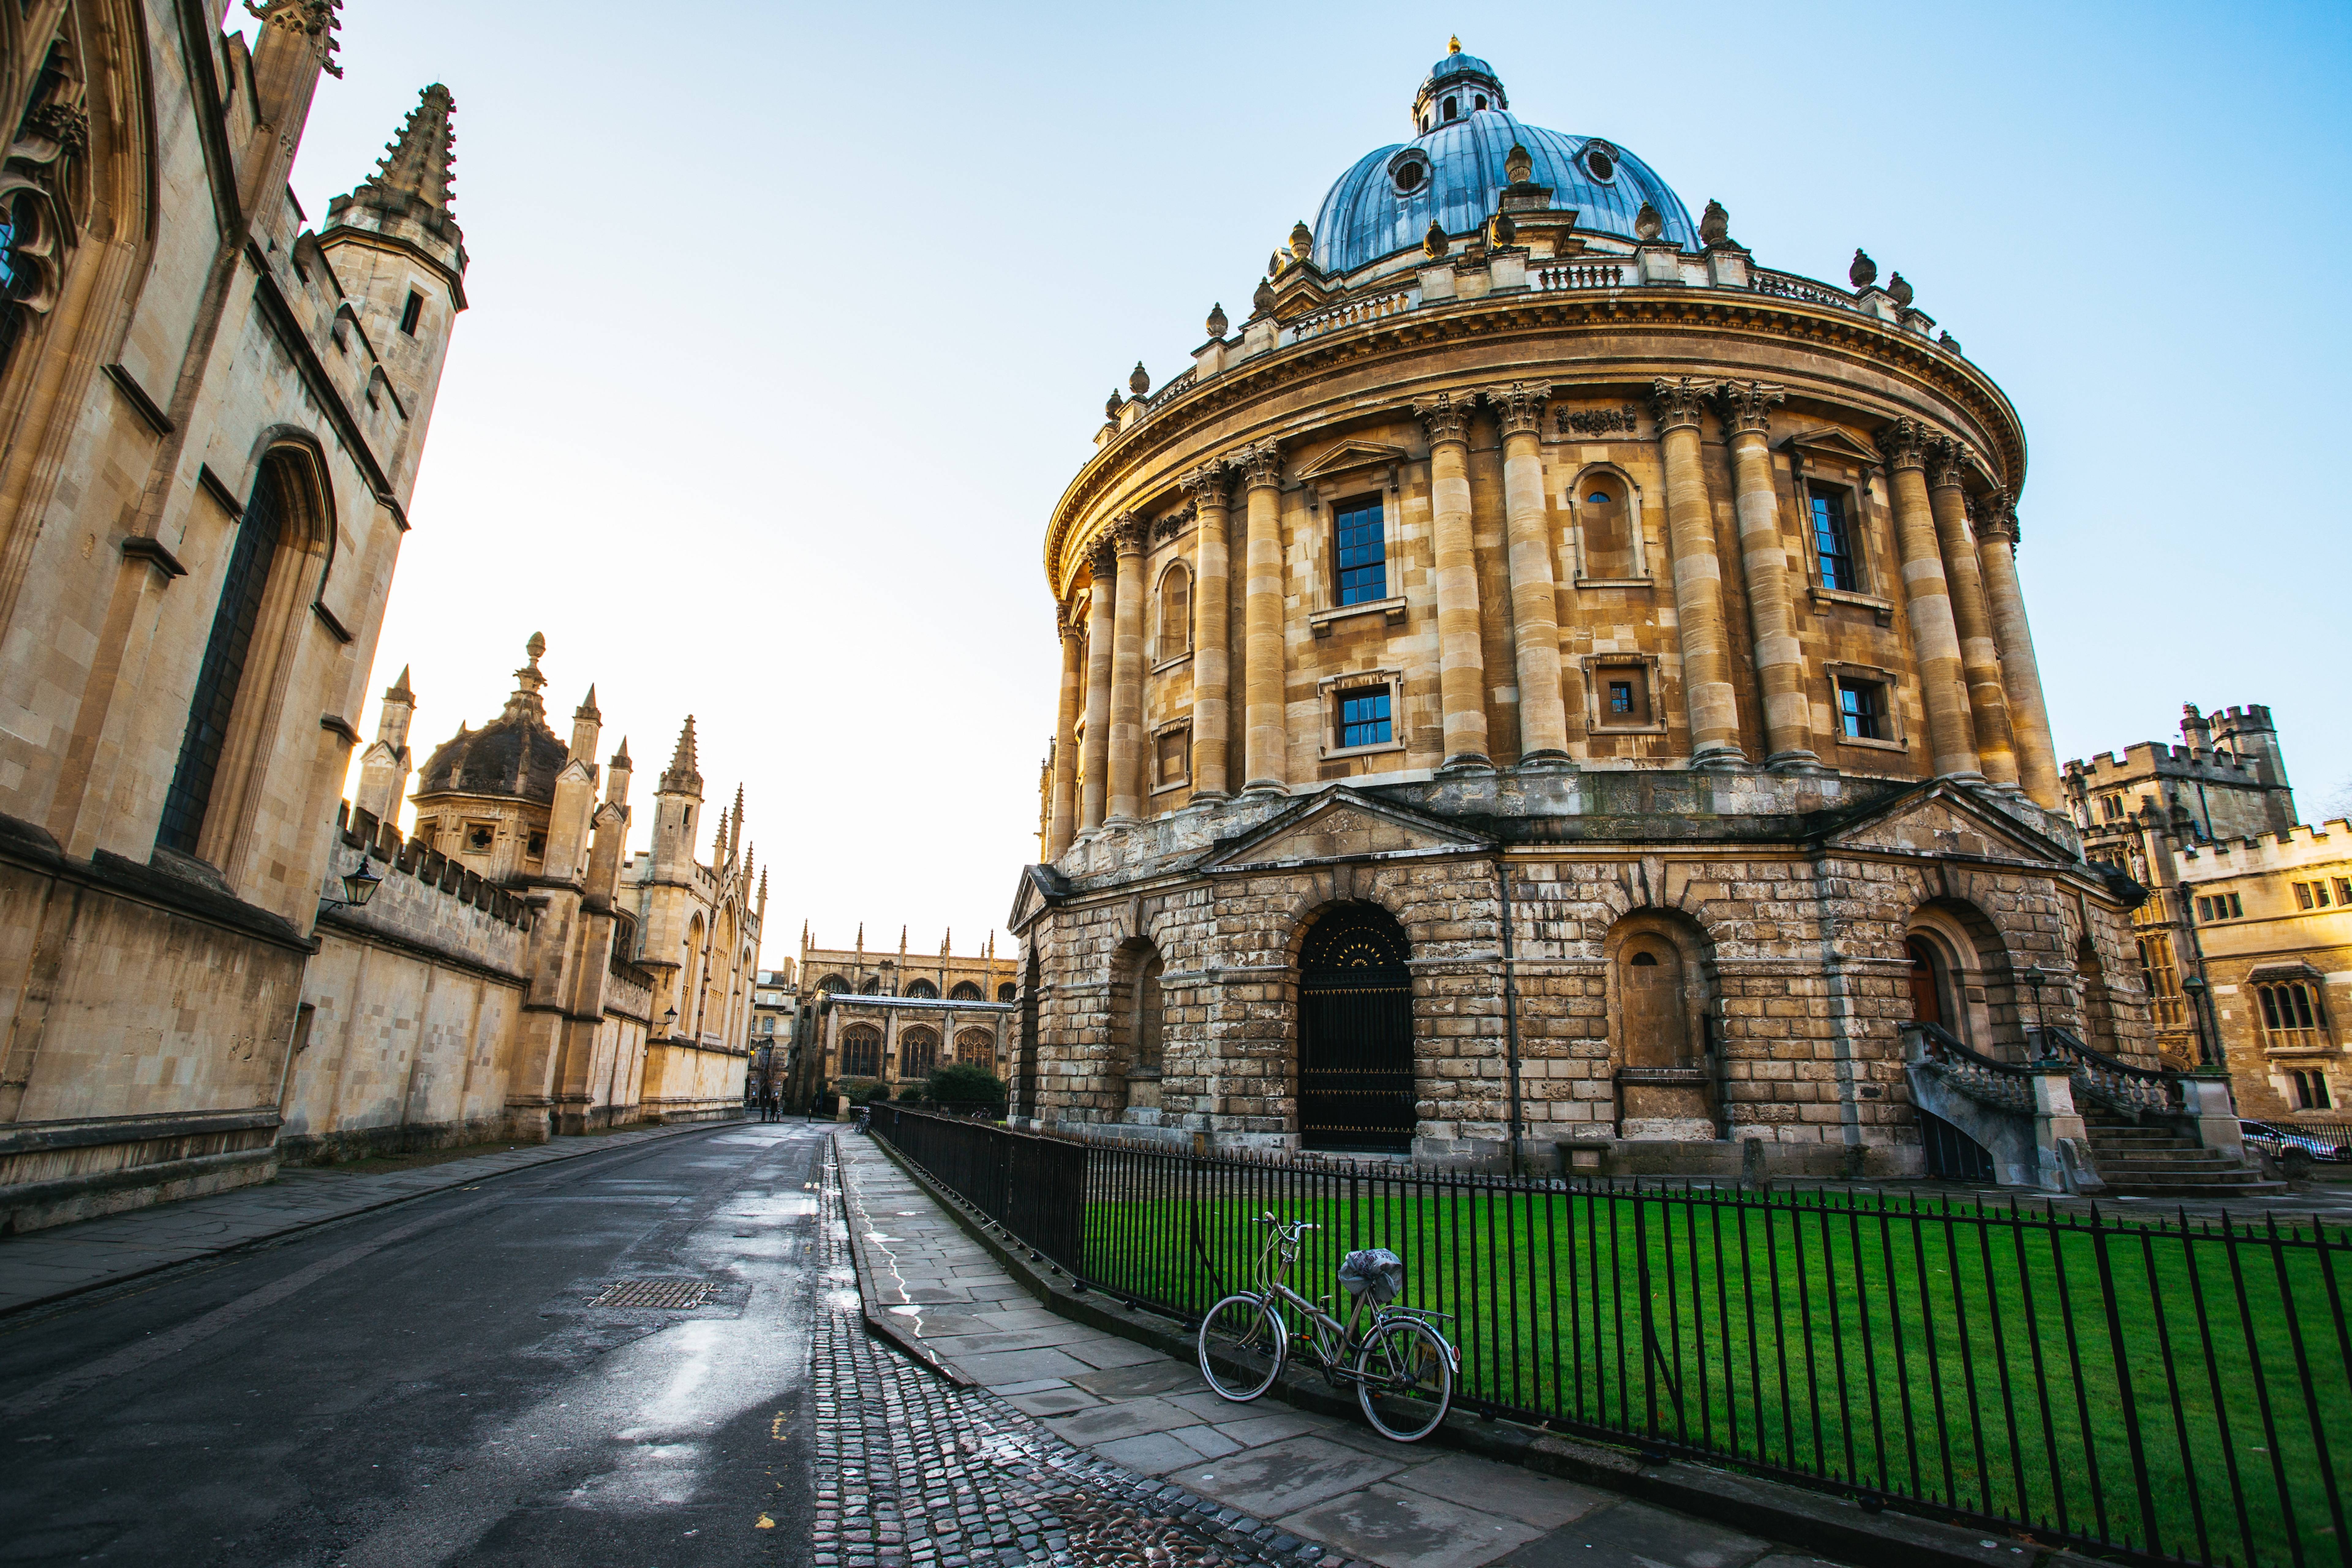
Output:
(1592, 665), (1651, 727)
(2197, 896), (2214, 922)
(2338, 878), (2352, 905)
(1333, 499), (1386, 606)
(1337, 687), (1391, 749)
(1837, 677), (1886, 740)
(2297, 882), (2317, 910)
(1809, 488), (1856, 592)
(2230, 892), (2244, 918)
(2319, 882), (2335, 908)
(2099, 794), (2124, 822)
(399, 290), (424, 335)
(1155, 728), (1188, 786)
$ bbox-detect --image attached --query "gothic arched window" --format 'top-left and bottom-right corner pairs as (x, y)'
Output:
(899, 1026), (939, 1078)
(839, 1025), (882, 1079)
(905, 979), (938, 999)
(997, 982), (1016, 1002)
(949, 980), (983, 1001)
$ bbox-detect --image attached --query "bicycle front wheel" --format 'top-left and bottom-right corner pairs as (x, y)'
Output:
(1197, 1293), (1285, 1402)
(1354, 1316), (1453, 1442)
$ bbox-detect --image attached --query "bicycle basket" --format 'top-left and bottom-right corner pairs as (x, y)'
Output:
(1338, 1248), (1404, 1305)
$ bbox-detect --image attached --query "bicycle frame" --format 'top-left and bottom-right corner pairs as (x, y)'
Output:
(1243, 1220), (1454, 1388)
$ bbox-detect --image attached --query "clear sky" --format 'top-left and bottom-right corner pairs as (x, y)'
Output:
(277, 1), (2352, 966)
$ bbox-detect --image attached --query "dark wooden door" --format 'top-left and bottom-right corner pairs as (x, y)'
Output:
(1299, 906), (1415, 1153)
(1907, 937), (1943, 1025)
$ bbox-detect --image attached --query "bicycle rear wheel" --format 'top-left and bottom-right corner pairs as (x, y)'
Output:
(1197, 1293), (1285, 1402)
(1353, 1316), (1453, 1442)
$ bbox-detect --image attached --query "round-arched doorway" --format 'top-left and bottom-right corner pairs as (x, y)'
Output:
(1298, 904), (1415, 1153)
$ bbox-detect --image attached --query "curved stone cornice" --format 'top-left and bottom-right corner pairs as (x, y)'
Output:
(1650, 376), (1712, 434)
(1484, 380), (1548, 438)
(1875, 416), (1937, 472)
(1716, 378), (1784, 439)
(1412, 390), (1473, 446)
(1044, 286), (2030, 594)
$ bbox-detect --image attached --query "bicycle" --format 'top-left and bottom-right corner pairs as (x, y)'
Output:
(1194, 1213), (1458, 1442)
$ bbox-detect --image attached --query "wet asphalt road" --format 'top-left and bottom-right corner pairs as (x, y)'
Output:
(0, 1120), (831, 1567)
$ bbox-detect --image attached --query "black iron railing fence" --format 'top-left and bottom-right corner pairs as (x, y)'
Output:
(867, 1106), (2350, 1568)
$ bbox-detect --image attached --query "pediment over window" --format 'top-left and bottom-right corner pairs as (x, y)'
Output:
(1202, 786), (1493, 870)
(1007, 862), (1067, 934)
(1295, 439), (1410, 485)
(1819, 781), (2075, 867)
(1779, 427), (1880, 472)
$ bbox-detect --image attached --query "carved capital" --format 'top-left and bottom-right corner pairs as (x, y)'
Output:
(1413, 391), (1473, 448)
(1875, 416), (1936, 472)
(1110, 513), (1149, 556)
(1927, 436), (1973, 492)
(1715, 379), (1784, 440)
(1056, 602), (1081, 641)
(1649, 377), (1712, 435)
(1086, 532), (1119, 578)
(1232, 439), (1283, 491)
(1485, 381), (1549, 438)
(1973, 488), (2021, 546)
(1178, 463), (1232, 510)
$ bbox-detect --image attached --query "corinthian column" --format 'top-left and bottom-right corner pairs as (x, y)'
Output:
(1106, 514), (1149, 823)
(1413, 392), (1491, 770)
(1047, 604), (1082, 856)
(1237, 440), (1288, 795)
(1928, 441), (2019, 789)
(1879, 419), (1981, 779)
(1973, 490), (2060, 806)
(1717, 380), (1814, 769)
(1651, 378), (1743, 766)
(1077, 534), (1116, 830)
(1181, 463), (1232, 799)
(1488, 381), (1570, 765)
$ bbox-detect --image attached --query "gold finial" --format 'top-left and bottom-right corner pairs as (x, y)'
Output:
(1448, 35), (1461, 53)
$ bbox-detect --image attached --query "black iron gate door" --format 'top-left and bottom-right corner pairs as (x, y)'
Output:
(1299, 905), (1415, 1153)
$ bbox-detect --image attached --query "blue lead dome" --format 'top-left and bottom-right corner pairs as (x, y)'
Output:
(1311, 45), (1698, 277)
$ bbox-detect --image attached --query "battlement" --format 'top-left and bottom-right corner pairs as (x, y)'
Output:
(333, 800), (533, 929)
(2062, 742), (2260, 785)
(2177, 817), (2352, 873)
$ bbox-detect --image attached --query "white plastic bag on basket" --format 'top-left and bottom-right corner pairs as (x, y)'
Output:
(1338, 1248), (1404, 1305)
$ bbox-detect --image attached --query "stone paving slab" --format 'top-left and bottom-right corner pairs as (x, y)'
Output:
(0, 1117), (742, 1315)
(835, 1130), (1867, 1568)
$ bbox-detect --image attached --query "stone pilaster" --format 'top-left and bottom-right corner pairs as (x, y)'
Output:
(1237, 440), (1288, 795)
(1718, 380), (1814, 769)
(1489, 381), (1570, 766)
(1105, 514), (1150, 824)
(1181, 463), (1233, 800)
(1651, 378), (1743, 766)
(1077, 535), (1116, 830)
(1879, 418), (1981, 779)
(1414, 393), (1491, 770)
(1928, 442), (2019, 789)
(1973, 490), (2060, 806)
(1047, 604), (1082, 856)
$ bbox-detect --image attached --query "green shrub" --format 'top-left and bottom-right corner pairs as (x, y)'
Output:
(926, 1062), (1006, 1106)
(835, 1077), (891, 1107)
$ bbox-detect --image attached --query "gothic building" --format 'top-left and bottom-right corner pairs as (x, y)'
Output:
(797, 926), (1017, 1096)
(1009, 43), (2217, 1180)
(0, 6), (473, 1228)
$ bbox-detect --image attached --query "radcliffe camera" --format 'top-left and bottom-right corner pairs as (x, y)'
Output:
(0, 9), (2343, 1568)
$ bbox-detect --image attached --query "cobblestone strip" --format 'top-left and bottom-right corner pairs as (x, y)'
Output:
(812, 1146), (1345, 1568)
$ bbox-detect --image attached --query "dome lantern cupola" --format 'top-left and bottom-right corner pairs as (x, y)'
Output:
(1412, 38), (1507, 132)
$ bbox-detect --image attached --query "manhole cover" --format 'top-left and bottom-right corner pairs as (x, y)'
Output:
(588, 1278), (716, 1309)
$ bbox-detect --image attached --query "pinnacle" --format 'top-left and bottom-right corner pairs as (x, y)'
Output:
(576, 683), (600, 721)
(361, 83), (458, 215)
(659, 715), (702, 795)
(385, 664), (413, 702)
(611, 735), (631, 769)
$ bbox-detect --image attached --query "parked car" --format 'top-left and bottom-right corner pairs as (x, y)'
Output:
(2239, 1120), (2352, 1163)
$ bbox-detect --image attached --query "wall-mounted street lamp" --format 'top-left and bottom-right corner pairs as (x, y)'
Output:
(318, 852), (383, 912)
(662, 1006), (679, 1039)
(2020, 963), (2050, 1055)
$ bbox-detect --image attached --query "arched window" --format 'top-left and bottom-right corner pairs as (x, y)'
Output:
(158, 456), (309, 856)
(997, 982), (1016, 1002)
(900, 1026), (939, 1078)
(1157, 563), (1191, 659)
(949, 980), (983, 1001)
(0, 41), (83, 385)
(1576, 478), (1636, 581)
(838, 1025), (882, 1079)
(0, 191), (44, 382)
(2257, 980), (2328, 1050)
(817, 974), (849, 993)
(1134, 951), (1165, 1072)
(955, 1028), (994, 1066)
(905, 979), (938, 999)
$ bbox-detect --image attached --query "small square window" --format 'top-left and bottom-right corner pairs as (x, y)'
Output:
(1592, 666), (1652, 728)
(1337, 687), (1392, 749)
(527, 830), (547, 859)
(1837, 677), (1887, 741)
(466, 822), (494, 853)
(1155, 729), (1188, 786)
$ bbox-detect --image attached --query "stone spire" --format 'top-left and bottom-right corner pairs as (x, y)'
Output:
(660, 715), (702, 796)
(361, 82), (457, 215)
(386, 664), (413, 703)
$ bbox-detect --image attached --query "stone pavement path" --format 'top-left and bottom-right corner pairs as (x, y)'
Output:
(0, 1116), (739, 1315)
(836, 1132), (1851, 1568)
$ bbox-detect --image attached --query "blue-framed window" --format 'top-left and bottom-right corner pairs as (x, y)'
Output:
(1837, 677), (1886, 741)
(1810, 488), (1857, 592)
(1338, 687), (1391, 750)
(1334, 499), (1385, 606)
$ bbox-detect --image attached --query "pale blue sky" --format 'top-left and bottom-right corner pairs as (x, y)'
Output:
(280, 2), (2352, 961)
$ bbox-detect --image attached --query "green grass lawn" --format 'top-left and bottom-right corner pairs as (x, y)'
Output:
(1082, 1181), (2350, 1568)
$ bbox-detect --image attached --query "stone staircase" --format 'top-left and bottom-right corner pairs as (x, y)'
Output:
(2083, 1107), (2283, 1198)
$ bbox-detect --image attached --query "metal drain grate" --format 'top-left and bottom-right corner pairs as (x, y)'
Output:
(588, 1278), (715, 1310)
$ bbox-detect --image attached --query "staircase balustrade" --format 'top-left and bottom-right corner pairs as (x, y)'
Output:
(2031, 1024), (2186, 1119)
(1903, 1021), (2037, 1115)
